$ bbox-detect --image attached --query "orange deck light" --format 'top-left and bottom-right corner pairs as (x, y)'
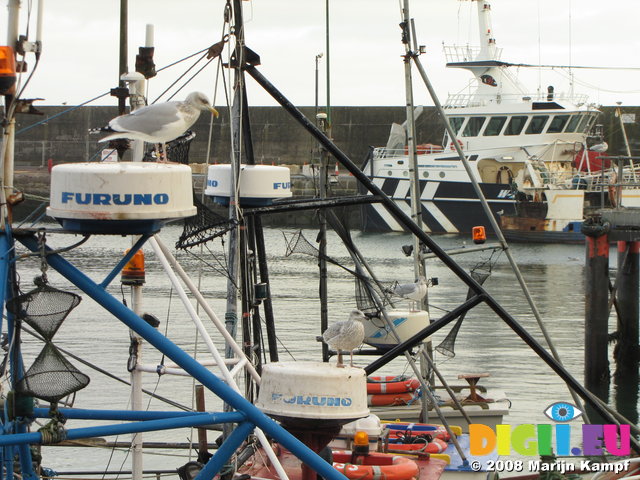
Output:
(353, 431), (370, 456)
(472, 226), (486, 244)
(0, 46), (17, 95)
(121, 249), (146, 286)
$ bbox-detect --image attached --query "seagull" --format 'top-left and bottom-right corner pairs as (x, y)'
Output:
(322, 310), (366, 367)
(391, 276), (427, 311)
(94, 92), (219, 161)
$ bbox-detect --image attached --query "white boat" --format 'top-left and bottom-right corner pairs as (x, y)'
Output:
(361, 0), (603, 234)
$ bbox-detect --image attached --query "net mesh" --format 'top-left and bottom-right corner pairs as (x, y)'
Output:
(17, 342), (90, 403)
(7, 283), (81, 341)
(435, 268), (490, 358)
(143, 130), (196, 164)
(176, 195), (236, 250)
(284, 230), (393, 313)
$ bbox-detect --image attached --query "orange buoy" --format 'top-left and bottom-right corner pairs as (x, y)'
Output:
(121, 249), (145, 286)
(472, 225), (486, 244)
(367, 392), (414, 406)
(332, 451), (419, 480)
(367, 376), (420, 394)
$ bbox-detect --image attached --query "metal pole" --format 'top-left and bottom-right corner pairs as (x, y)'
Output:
(325, 0), (331, 126)
(318, 115), (329, 362)
(616, 105), (635, 180)
(118, 0), (128, 116)
(254, 216), (279, 362)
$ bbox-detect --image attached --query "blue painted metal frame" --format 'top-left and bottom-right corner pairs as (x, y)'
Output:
(16, 233), (348, 480)
(0, 412), (246, 447)
(0, 230), (37, 480)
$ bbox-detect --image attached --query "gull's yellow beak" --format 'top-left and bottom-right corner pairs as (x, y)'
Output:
(209, 106), (219, 118)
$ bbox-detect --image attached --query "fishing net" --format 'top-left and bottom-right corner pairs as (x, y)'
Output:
(143, 130), (196, 164)
(16, 342), (90, 403)
(7, 282), (81, 341)
(283, 229), (394, 313)
(7, 277), (89, 402)
(435, 268), (491, 358)
(176, 195), (236, 250)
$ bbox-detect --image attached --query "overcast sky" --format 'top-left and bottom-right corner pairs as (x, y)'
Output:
(4, 0), (640, 108)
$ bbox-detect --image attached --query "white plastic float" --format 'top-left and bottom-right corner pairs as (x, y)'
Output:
(47, 162), (196, 234)
(362, 309), (430, 350)
(205, 164), (292, 207)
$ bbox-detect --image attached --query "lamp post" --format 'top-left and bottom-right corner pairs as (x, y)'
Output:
(315, 53), (323, 119)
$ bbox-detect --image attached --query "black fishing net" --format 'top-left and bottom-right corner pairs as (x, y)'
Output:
(8, 277), (89, 403)
(143, 130), (196, 164)
(7, 283), (81, 341)
(284, 229), (393, 313)
(435, 268), (491, 358)
(176, 195), (236, 250)
(16, 342), (90, 403)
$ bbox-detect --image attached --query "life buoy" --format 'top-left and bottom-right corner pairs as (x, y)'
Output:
(367, 376), (420, 394)
(332, 451), (419, 480)
(449, 139), (464, 151)
(384, 423), (451, 442)
(386, 437), (448, 454)
(496, 165), (513, 184)
(367, 392), (414, 406)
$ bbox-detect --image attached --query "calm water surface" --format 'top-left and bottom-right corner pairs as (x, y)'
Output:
(12, 225), (636, 473)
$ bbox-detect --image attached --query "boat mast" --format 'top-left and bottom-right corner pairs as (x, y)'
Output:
(1, 0), (21, 229)
(400, 0), (425, 288)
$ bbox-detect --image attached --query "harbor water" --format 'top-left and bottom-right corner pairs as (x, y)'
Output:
(13, 224), (637, 473)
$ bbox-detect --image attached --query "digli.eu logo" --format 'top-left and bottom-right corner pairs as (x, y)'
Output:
(469, 401), (630, 456)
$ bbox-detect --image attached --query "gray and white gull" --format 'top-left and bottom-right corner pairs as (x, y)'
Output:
(391, 276), (427, 310)
(322, 309), (366, 367)
(95, 91), (219, 160)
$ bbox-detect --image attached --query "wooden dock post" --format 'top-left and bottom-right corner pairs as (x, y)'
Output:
(615, 240), (640, 376)
(584, 227), (611, 394)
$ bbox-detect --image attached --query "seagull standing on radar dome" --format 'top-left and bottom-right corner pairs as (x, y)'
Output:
(391, 276), (427, 311)
(95, 91), (219, 161)
(322, 309), (366, 367)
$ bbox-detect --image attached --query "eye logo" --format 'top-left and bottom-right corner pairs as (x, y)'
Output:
(544, 402), (582, 422)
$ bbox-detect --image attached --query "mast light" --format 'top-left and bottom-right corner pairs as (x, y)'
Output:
(0, 46), (17, 95)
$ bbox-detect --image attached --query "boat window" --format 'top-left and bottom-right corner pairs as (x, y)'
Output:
(577, 114), (591, 133)
(448, 117), (465, 135)
(546, 115), (570, 133)
(583, 114), (598, 133)
(525, 115), (549, 134)
(462, 117), (486, 137)
(483, 116), (507, 136)
(564, 115), (582, 133)
(504, 116), (528, 135)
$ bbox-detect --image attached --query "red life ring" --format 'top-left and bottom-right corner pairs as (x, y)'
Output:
(332, 451), (419, 480)
(386, 437), (448, 454)
(367, 392), (414, 406)
(385, 423), (450, 442)
(367, 376), (420, 394)
(449, 139), (464, 151)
